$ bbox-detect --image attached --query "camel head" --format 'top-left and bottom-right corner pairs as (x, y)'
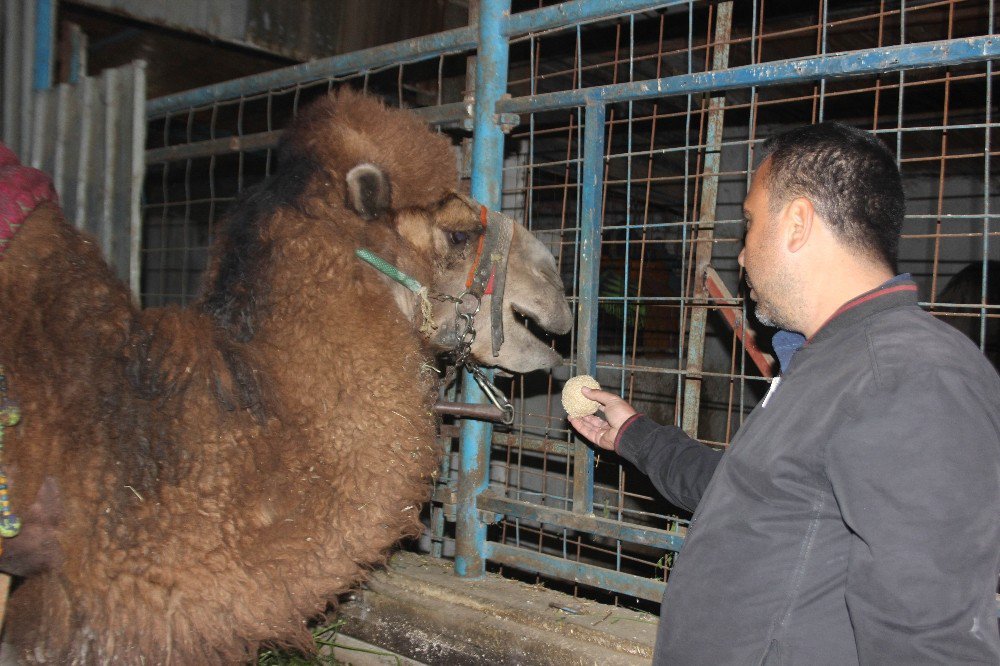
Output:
(340, 157), (574, 376)
(280, 89), (572, 373)
(410, 193), (574, 373)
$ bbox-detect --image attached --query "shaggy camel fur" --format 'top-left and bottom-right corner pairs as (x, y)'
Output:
(0, 89), (571, 663)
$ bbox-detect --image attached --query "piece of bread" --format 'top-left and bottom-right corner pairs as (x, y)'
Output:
(561, 375), (601, 417)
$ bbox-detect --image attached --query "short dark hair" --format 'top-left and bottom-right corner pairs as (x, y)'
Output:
(758, 121), (905, 269)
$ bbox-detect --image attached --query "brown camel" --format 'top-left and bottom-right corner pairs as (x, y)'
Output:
(0, 89), (572, 663)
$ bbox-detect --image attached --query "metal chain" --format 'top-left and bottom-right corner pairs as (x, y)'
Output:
(433, 290), (514, 425)
(466, 362), (514, 425)
(452, 291), (481, 368)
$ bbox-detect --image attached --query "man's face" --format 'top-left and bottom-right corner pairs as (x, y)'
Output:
(738, 159), (797, 330)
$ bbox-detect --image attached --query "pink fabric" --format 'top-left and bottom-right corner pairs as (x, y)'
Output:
(0, 142), (58, 258)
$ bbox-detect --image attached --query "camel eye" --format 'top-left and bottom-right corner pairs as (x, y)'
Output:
(448, 231), (469, 246)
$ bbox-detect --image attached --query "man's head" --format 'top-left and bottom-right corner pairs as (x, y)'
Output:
(739, 122), (905, 333)
(757, 122), (905, 269)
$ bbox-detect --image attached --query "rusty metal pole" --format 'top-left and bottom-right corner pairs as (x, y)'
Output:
(680, 1), (733, 438)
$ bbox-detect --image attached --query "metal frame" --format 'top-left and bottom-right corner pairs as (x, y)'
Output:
(455, 0), (511, 580)
(132, 0), (1000, 604)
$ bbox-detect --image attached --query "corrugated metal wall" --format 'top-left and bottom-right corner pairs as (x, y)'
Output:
(1, 0), (146, 296)
(1, 0), (42, 157)
(28, 63), (147, 292)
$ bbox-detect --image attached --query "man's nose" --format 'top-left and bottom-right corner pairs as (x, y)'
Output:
(738, 248), (745, 267)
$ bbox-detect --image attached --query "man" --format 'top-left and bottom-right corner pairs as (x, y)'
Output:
(571, 122), (1000, 664)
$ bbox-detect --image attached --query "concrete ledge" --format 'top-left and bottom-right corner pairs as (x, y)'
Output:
(328, 634), (428, 665)
(338, 552), (657, 665)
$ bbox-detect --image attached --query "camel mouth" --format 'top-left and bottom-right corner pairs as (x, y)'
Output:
(482, 293), (572, 373)
(509, 299), (571, 338)
(429, 214), (573, 374)
(512, 306), (563, 342)
(506, 272), (573, 336)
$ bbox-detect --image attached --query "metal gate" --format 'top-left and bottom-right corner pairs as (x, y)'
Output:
(27, 0), (1000, 608)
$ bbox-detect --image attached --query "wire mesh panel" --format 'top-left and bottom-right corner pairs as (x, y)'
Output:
(482, 0), (999, 606)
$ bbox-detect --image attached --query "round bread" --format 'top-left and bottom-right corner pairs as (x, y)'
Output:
(561, 375), (601, 417)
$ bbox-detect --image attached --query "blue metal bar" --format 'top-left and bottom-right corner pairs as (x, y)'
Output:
(33, 0), (54, 90)
(143, 100), (473, 165)
(572, 102), (606, 515)
(504, 0), (687, 37)
(145, 0), (680, 118)
(146, 25), (478, 117)
(497, 36), (1000, 115)
(488, 542), (667, 603)
(478, 491), (684, 551)
(494, 432), (576, 456)
(455, 0), (511, 580)
(980, 5), (994, 357)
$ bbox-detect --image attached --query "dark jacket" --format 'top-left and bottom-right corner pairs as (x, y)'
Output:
(617, 281), (1000, 664)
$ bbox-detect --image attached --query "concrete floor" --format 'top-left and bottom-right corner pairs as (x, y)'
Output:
(337, 551), (658, 665)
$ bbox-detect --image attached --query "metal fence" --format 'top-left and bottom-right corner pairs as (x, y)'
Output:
(139, 0), (999, 608)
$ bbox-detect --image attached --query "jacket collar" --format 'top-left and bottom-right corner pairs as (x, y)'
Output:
(807, 276), (918, 346)
(773, 274), (918, 372)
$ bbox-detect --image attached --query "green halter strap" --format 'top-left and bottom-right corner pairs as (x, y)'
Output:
(354, 248), (423, 293)
(355, 248), (437, 335)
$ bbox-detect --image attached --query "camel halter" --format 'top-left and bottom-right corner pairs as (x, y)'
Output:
(354, 201), (515, 424)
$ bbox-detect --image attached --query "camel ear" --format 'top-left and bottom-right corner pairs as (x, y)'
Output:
(346, 163), (391, 219)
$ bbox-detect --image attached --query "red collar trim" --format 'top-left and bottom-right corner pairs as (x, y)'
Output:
(808, 283), (918, 342)
(464, 205), (496, 295)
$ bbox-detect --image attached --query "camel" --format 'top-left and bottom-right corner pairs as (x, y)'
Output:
(0, 88), (572, 664)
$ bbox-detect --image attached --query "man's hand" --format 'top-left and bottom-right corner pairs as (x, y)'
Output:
(568, 387), (637, 451)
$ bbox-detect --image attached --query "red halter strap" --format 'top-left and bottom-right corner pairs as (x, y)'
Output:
(464, 205), (495, 295)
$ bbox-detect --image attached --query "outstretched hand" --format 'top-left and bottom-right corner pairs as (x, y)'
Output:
(568, 387), (637, 452)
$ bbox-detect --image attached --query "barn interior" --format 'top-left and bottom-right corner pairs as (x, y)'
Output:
(2, 0), (998, 663)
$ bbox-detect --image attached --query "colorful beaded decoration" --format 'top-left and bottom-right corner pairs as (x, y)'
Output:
(0, 365), (21, 540)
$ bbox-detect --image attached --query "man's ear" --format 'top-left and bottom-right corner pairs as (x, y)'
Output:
(783, 196), (815, 253)
(346, 163), (391, 219)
